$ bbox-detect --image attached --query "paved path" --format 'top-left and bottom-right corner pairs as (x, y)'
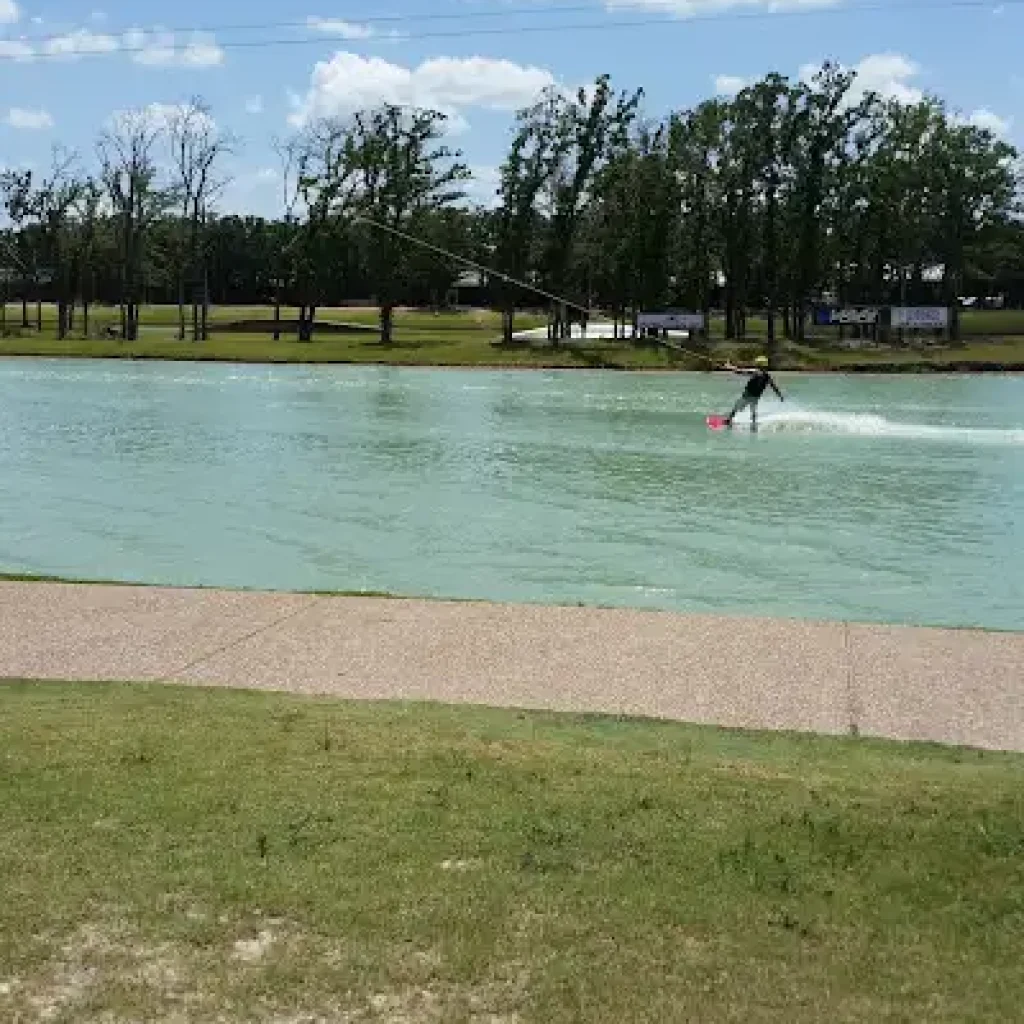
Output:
(1, 582), (1021, 752)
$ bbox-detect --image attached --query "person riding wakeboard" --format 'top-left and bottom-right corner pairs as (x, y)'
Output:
(722, 356), (784, 431)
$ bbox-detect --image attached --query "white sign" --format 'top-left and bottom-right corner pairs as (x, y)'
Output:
(891, 306), (949, 328)
(638, 311), (705, 330)
(829, 308), (879, 325)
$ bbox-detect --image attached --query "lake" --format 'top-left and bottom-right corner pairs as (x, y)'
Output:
(1, 359), (1021, 630)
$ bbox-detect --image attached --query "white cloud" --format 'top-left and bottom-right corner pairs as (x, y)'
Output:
(0, 0), (19, 25)
(465, 164), (501, 208)
(289, 52), (557, 127)
(968, 108), (1012, 137)
(713, 74), (751, 96)
(849, 52), (923, 104)
(0, 38), (34, 61)
(607, 0), (838, 15)
(307, 16), (374, 40)
(5, 107), (53, 129)
(127, 29), (224, 68)
(43, 29), (119, 60)
(220, 166), (282, 217)
(800, 53), (924, 106)
(245, 95), (264, 115)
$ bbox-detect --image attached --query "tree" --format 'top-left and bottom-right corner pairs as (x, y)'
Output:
(0, 168), (38, 328)
(588, 121), (679, 333)
(786, 63), (864, 340)
(293, 119), (362, 341)
(69, 179), (104, 337)
(303, 105), (470, 344)
(928, 110), (1018, 339)
(167, 99), (236, 341)
(1, 150), (89, 339)
(540, 76), (642, 340)
(494, 89), (565, 343)
(98, 110), (171, 340)
(737, 75), (797, 356)
(670, 102), (726, 330)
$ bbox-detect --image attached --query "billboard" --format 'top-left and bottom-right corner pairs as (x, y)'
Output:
(814, 307), (879, 326)
(891, 306), (949, 328)
(638, 311), (706, 330)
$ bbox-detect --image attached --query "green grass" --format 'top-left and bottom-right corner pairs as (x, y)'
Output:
(1, 682), (1022, 1022)
(2, 304), (1024, 370)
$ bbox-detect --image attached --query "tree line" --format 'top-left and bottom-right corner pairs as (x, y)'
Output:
(2, 64), (1021, 348)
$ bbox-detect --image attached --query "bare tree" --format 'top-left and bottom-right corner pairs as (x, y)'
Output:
(38, 148), (87, 339)
(98, 110), (169, 341)
(167, 99), (236, 341)
(70, 178), (104, 338)
(270, 133), (307, 340)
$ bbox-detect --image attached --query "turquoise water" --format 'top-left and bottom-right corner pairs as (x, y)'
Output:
(0, 358), (1021, 630)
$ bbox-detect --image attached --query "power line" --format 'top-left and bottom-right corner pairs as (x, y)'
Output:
(15, 5), (610, 40)
(0, 0), (1016, 62)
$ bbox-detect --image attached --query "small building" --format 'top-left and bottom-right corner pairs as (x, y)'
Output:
(448, 271), (490, 309)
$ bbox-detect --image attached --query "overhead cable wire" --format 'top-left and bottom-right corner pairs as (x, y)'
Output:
(0, 0), (1017, 62)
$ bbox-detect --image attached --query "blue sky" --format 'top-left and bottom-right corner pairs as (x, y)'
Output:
(1, 0), (1020, 217)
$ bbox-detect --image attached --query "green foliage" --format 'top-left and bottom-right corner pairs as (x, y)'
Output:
(1, 72), (1020, 348)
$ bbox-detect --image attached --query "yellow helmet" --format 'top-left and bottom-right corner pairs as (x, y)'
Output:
(754, 356), (769, 367)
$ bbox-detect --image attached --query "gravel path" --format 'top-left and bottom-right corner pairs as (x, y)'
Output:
(1, 582), (1021, 751)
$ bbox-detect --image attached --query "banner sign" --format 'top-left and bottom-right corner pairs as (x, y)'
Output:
(814, 307), (879, 326)
(891, 306), (949, 328)
(638, 311), (705, 330)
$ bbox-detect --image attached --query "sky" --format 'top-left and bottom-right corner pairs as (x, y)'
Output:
(0, 0), (1021, 217)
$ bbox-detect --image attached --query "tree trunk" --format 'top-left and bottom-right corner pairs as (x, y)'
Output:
(724, 276), (736, 341)
(501, 303), (514, 345)
(380, 303), (394, 345)
(36, 298), (42, 333)
(178, 274), (187, 341)
(201, 268), (210, 341)
(21, 295), (29, 328)
(273, 294), (282, 341)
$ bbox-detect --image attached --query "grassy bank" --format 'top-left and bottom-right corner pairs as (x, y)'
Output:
(1, 683), (1022, 1022)
(1, 304), (1023, 371)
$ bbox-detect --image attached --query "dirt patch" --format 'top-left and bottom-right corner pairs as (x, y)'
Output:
(233, 929), (276, 963)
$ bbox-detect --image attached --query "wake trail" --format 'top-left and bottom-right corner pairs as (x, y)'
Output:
(742, 407), (1024, 446)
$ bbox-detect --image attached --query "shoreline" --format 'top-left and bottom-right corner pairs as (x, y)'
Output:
(2, 580), (1021, 751)
(1, 349), (1023, 375)
(2, 572), (1018, 635)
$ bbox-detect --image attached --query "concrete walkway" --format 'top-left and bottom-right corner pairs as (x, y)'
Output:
(1, 582), (1021, 752)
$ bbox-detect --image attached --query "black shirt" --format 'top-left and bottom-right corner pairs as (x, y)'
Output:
(744, 370), (773, 399)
